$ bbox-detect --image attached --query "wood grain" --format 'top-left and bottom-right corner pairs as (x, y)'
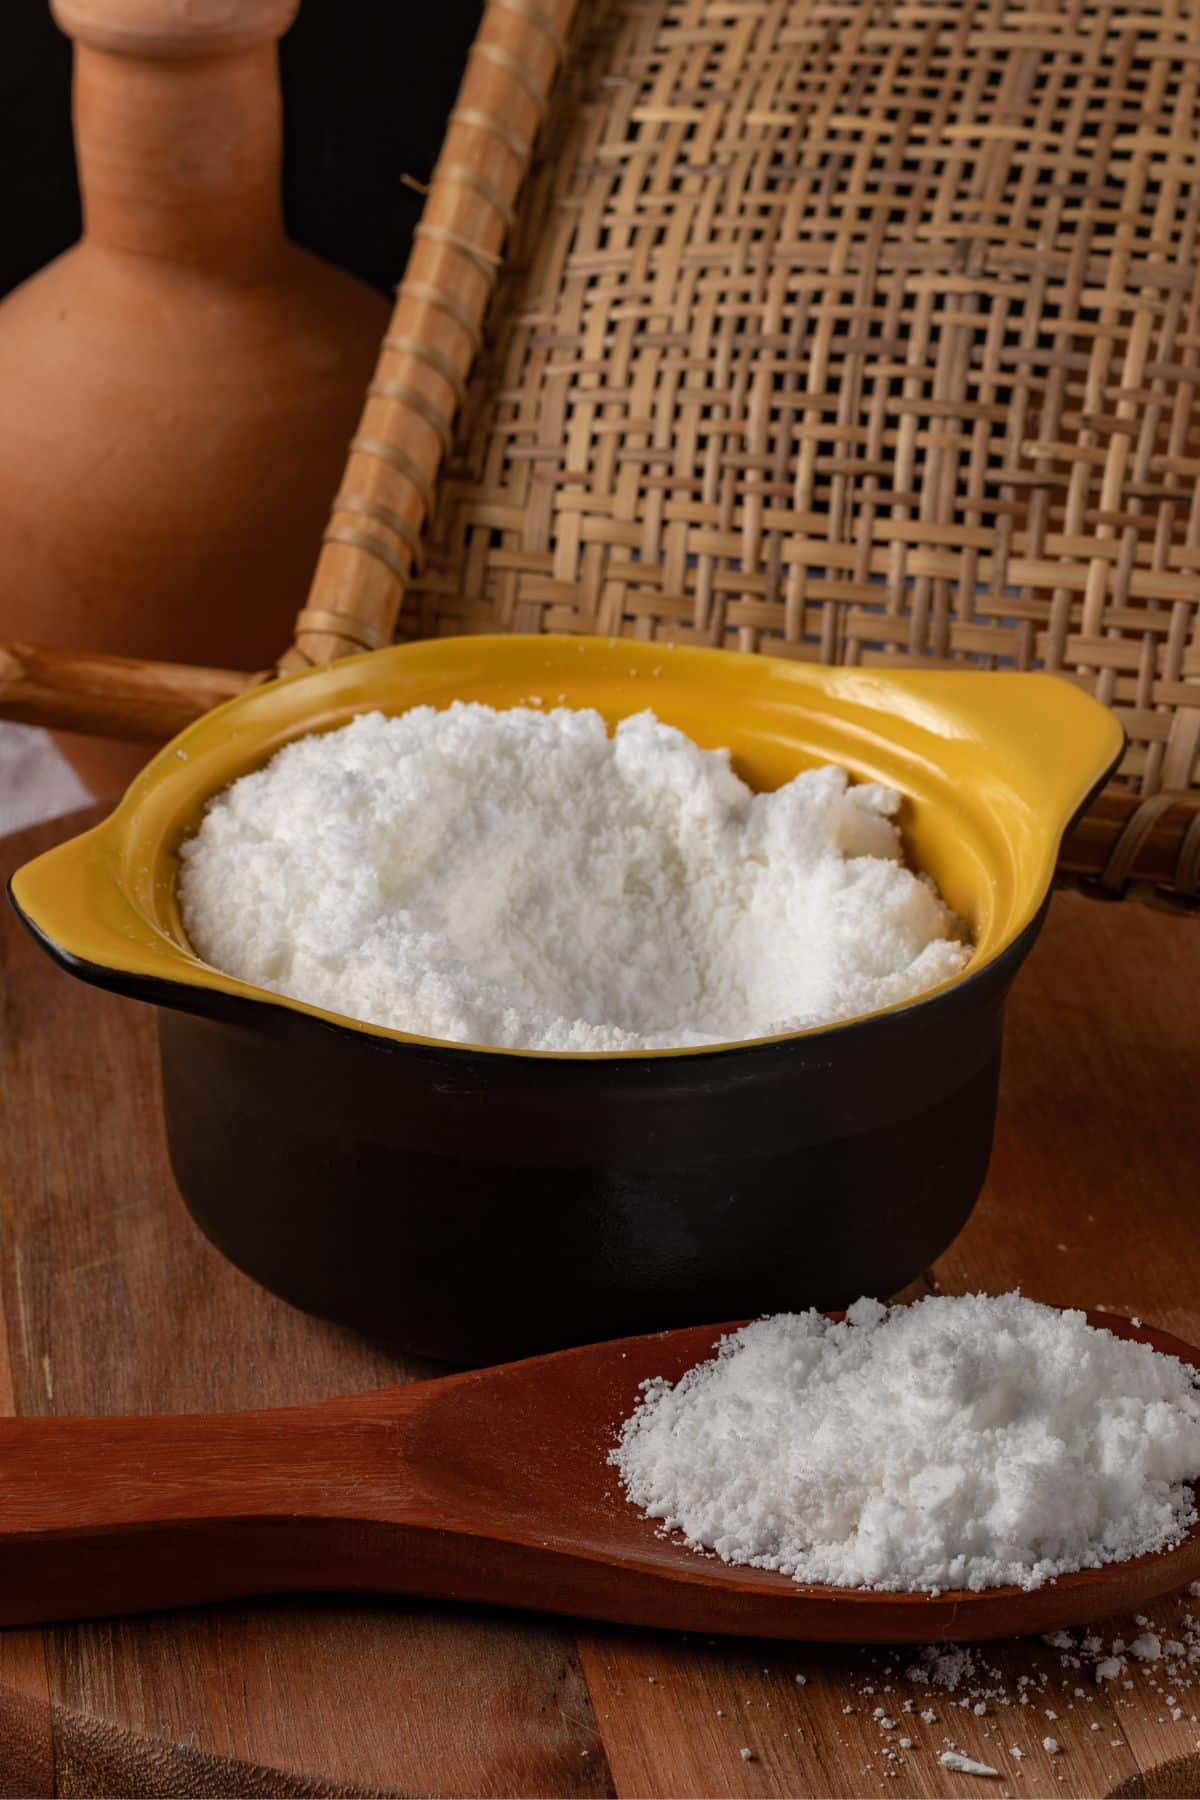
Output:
(48, 1605), (602, 1798)
(0, 807), (611, 1799)
(0, 1314), (1192, 1642)
(576, 889), (1200, 1800)
(0, 643), (249, 746)
(1, 806), (1198, 1797)
(0, 1165), (54, 1799)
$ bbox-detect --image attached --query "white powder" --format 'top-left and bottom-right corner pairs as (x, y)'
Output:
(611, 1293), (1200, 1592)
(939, 1752), (1000, 1777)
(178, 703), (968, 1052)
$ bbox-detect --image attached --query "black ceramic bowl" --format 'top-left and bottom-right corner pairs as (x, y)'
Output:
(11, 636), (1123, 1363)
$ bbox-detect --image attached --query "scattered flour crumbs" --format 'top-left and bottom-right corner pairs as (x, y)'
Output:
(612, 1293), (1200, 1593)
(652, 1600), (1200, 1788)
(178, 703), (969, 1051)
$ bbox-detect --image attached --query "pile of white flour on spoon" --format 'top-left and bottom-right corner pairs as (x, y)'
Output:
(178, 702), (969, 1052)
(612, 1293), (1200, 1593)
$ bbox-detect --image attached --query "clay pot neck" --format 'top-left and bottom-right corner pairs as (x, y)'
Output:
(73, 41), (289, 274)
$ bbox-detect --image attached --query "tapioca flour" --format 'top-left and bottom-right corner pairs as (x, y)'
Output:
(611, 1293), (1200, 1593)
(178, 703), (969, 1051)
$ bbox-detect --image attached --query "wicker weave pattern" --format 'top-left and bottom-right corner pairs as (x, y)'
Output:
(403, 0), (1200, 813)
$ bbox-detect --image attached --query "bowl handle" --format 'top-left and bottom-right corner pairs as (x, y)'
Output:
(9, 818), (192, 1008)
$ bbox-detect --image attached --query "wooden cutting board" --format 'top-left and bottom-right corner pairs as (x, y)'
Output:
(1, 804), (1198, 1800)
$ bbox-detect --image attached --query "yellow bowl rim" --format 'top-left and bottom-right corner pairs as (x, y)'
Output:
(10, 635), (1125, 1062)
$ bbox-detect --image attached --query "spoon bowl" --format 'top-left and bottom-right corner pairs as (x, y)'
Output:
(1, 1311), (1196, 1642)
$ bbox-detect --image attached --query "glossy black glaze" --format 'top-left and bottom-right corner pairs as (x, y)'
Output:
(11, 885), (1044, 1364)
(149, 909), (1042, 1363)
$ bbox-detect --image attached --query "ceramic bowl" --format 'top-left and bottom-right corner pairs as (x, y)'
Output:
(10, 636), (1123, 1362)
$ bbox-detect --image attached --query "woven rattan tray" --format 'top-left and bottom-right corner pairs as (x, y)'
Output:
(3, 0), (1198, 902)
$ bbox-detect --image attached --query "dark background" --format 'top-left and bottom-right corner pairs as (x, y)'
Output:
(0, 0), (484, 301)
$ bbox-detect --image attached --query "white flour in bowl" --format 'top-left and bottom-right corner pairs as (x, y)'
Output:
(611, 1293), (1200, 1593)
(178, 702), (969, 1052)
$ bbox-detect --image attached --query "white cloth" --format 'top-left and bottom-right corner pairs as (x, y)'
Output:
(0, 722), (91, 838)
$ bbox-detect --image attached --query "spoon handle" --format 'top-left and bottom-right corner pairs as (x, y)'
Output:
(0, 1396), (442, 1626)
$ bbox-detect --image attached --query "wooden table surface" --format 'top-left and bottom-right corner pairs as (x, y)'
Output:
(1, 805), (1198, 1800)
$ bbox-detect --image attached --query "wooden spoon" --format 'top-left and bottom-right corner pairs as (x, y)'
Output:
(2, 1313), (1197, 1643)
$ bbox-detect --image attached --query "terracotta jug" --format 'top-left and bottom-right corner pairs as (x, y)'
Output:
(0, 0), (389, 793)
